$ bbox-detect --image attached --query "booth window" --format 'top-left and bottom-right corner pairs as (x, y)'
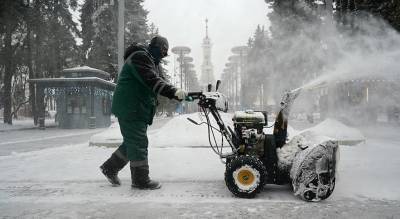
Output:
(67, 96), (86, 114)
(102, 97), (110, 115)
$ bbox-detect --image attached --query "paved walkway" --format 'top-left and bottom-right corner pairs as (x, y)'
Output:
(1, 180), (399, 218)
(0, 118), (58, 132)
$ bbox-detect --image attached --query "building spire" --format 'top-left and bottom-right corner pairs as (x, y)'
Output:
(205, 18), (208, 39)
(201, 18), (214, 86)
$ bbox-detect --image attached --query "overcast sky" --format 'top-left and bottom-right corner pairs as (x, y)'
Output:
(143, 0), (270, 82)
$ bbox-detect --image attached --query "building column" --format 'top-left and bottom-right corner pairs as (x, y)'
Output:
(37, 85), (45, 130)
(89, 85), (96, 129)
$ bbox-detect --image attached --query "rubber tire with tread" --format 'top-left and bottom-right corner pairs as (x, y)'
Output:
(225, 155), (266, 198)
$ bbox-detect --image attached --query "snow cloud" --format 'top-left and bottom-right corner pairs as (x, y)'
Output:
(246, 6), (400, 124)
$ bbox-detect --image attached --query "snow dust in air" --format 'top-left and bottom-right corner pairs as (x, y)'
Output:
(244, 5), (400, 125)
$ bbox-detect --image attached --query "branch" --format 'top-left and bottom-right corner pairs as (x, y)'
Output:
(11, 98), (30, 118)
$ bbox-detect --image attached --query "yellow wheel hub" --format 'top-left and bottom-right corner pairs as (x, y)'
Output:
(237, 169), (255, 185)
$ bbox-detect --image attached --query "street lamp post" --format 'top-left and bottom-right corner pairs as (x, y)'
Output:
(171, 46), (191, 89)
(182, 56), (194, 90)
(228, 55), (240, 110)
(223, 67), (232, 107)
(179, 57), (194, 113)
(225, 67), (234, 102)
(231, 46), (248, 108)
(117, 0), (125, 74)
(232, 46), (248, 69)
(184, 63), (194, 90)
(225, 63), (234, 109)
(171, 46), (190, 114)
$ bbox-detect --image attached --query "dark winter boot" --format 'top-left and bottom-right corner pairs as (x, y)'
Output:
(130, 164), (161, 190)
(100, 152), (128, 186)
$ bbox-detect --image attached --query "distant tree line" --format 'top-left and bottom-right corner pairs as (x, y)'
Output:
(336, 0), (400, 30)
(0, 0), (154, 124)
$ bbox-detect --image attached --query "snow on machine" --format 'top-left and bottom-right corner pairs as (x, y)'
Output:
(186, 81), (338, 201)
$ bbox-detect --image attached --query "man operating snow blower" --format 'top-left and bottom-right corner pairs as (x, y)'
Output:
(100, 36), (188, 190)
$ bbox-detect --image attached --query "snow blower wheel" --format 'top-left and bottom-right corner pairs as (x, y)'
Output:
(225, 155), (266, 198)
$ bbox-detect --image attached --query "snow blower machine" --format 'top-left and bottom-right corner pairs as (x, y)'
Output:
(186, 81), (338, 201)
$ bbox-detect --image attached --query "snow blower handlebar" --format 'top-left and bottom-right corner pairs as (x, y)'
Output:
(187, 80), (222, 101)
(187, 92), (203, 100)
(186, 91), (237, 159)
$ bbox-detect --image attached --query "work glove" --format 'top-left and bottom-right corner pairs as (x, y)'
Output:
(174, 89), (187, 101)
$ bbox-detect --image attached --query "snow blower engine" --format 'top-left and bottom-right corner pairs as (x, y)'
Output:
(186, 80), (337, 201)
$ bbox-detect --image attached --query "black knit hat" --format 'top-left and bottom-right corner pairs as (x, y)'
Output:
(149, 35), (169, 57)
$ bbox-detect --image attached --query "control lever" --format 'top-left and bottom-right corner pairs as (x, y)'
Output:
(207, 84), (212, 92)
(187, 118), (200, 125)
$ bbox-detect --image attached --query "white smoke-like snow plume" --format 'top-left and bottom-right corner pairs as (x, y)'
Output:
(299, 14), (400, 91)
(245, 7), (400, 123)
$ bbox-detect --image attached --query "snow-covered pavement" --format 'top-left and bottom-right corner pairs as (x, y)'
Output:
(0, 128), (105, 156)
(0, 118), (56, 132)
(1, 115), (400, 218)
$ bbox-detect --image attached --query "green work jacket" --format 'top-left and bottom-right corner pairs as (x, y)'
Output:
(112, 47), (177, 125)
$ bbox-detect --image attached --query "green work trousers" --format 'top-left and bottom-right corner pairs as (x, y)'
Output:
(116, 118), (149, 162)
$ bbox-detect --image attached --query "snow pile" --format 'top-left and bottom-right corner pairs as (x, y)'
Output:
(300, 118), (365, 145)
(63, 65), (100, 72)
(149, 113), (299, 147)
(149, 113), (233, 147)
(90, 113), (235, 148)
(263, 121), (299, 139)
(90, 116), (363, 164)
(89, 121), (122, 147)
(89, 112), (299, 148)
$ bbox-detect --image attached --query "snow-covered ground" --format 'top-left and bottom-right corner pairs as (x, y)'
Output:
(1, 114), (399, 218)
(0, 118), (56, 132)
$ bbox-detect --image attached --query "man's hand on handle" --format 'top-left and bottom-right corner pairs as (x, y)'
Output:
(174, 89), (187, 101)
(174, 89), (194, 101)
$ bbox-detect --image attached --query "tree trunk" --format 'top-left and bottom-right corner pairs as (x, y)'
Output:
(27, 23), (37, 125)
(3, 24), (13, 125)
(34, 24), (43, 124)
